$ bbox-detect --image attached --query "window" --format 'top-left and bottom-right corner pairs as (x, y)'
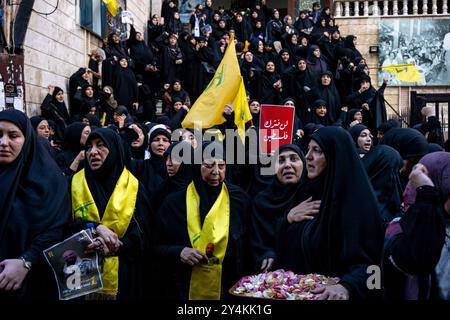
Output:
(80, 0), (107, 37)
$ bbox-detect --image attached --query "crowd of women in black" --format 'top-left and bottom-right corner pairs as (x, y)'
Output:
(0, 0), (449, 301)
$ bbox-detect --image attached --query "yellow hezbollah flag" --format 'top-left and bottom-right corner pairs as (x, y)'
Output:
(233, 78), (252, 142)
(382, 64), (424, 83)
(103, 0), (117, 16)
(182, 35), (252, 141)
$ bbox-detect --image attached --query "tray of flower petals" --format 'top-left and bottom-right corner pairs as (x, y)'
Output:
(230, 269), (339, 300)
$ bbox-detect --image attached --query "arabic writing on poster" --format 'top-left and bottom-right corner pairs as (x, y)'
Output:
(259, 105), (295, 154)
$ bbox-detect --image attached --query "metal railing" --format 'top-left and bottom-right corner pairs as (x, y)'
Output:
(333, 0), (450, 18)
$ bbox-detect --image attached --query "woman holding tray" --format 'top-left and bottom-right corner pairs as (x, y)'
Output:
(276, 126), (384, 300)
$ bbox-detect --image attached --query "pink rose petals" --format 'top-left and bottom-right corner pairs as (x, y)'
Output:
(232, 269), (339, 300)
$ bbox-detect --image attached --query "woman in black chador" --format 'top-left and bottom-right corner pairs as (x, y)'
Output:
(251, 144), (310, 273)
(156, 142), (251, 299)
(276, 126), (384, 300)
(0, 109), (70, 300)
(69, 128), (153, 300)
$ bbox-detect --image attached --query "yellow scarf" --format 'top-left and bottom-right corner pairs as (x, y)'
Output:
(187, 181), (230, 300)
(71, 168), (138, 297)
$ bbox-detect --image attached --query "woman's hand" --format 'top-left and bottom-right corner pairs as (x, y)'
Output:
(70, 150), (85, 172)
(85, 237), (111, 256)
(312, 284), (349, 300)
(287, 197), (321, 224)
(223, 104), (234, 115)
(180, 247), (207, 266)
(96, 225), (122, 254)
(350, 120), (361, 127)
(117, 114), (126, 128)
(48, 85), (55, 95)
(0, 259), (29, 291)
(129, 124), (145, 148)
(260, 258), (275, 272)
(409, 163), (434, 189)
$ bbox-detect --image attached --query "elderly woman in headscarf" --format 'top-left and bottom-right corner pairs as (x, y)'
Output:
(156, 141), (251, 299)
(383, 152), (448, 300)
(276, 127), (384, 300)
(69, 128), (153, 300)
(41, 85), (70, 142)
(251, 144), (312, 272)
(0, 109), (70, 300)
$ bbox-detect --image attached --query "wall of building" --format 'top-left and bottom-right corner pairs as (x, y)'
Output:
(336, 16), (450, 121)
(21, 0), (150, 116)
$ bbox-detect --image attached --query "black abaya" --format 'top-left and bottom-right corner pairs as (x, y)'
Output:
(251, 145), (306, 269)
(69, 128), (154, 300)
(362, 145), (404, 224)
(0, 109), (70, 300)
(156, 143), (251, 299)
(276, 127), (384, 299)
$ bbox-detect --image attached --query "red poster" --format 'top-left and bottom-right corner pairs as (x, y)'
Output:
(259, 105), (295, 154)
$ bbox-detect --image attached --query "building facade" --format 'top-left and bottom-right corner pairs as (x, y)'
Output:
(0, 0), (449, 136)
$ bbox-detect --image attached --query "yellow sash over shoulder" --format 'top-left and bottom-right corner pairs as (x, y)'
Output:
(72, 168), (138, 297)
(187, 181), (230, 300)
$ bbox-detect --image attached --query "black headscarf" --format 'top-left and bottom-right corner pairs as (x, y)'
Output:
(278, 126), (383, 299)
(309, 99), (333, 126)
(84, 128), (126, 216)
(51, 86), (70, 120)
(30, 116), (46, 131)
(163, 141), (193, 190)
(148, 127), (171, 179)
(0, 109), (69, 265)
(128, 123), (148, 160)
(255, 144), (306, 215)
(63, 122), (88, 153)
(348, 124), (368, 146)
(313, 71), (341, 122)
(380, 128), (429, 160)
(343, 35), (362, 62)
(251, 144), (306, 264)
(299, 123), (324, 154)
(192, 141), (225, 220)
(362, 145), (403, 223)
(345, 108), (362, 127)
(151, 142), (193, 212)
(129, 27), (155, 67)
(113, 59), (138, 109)
(84, 114), (101, 128)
